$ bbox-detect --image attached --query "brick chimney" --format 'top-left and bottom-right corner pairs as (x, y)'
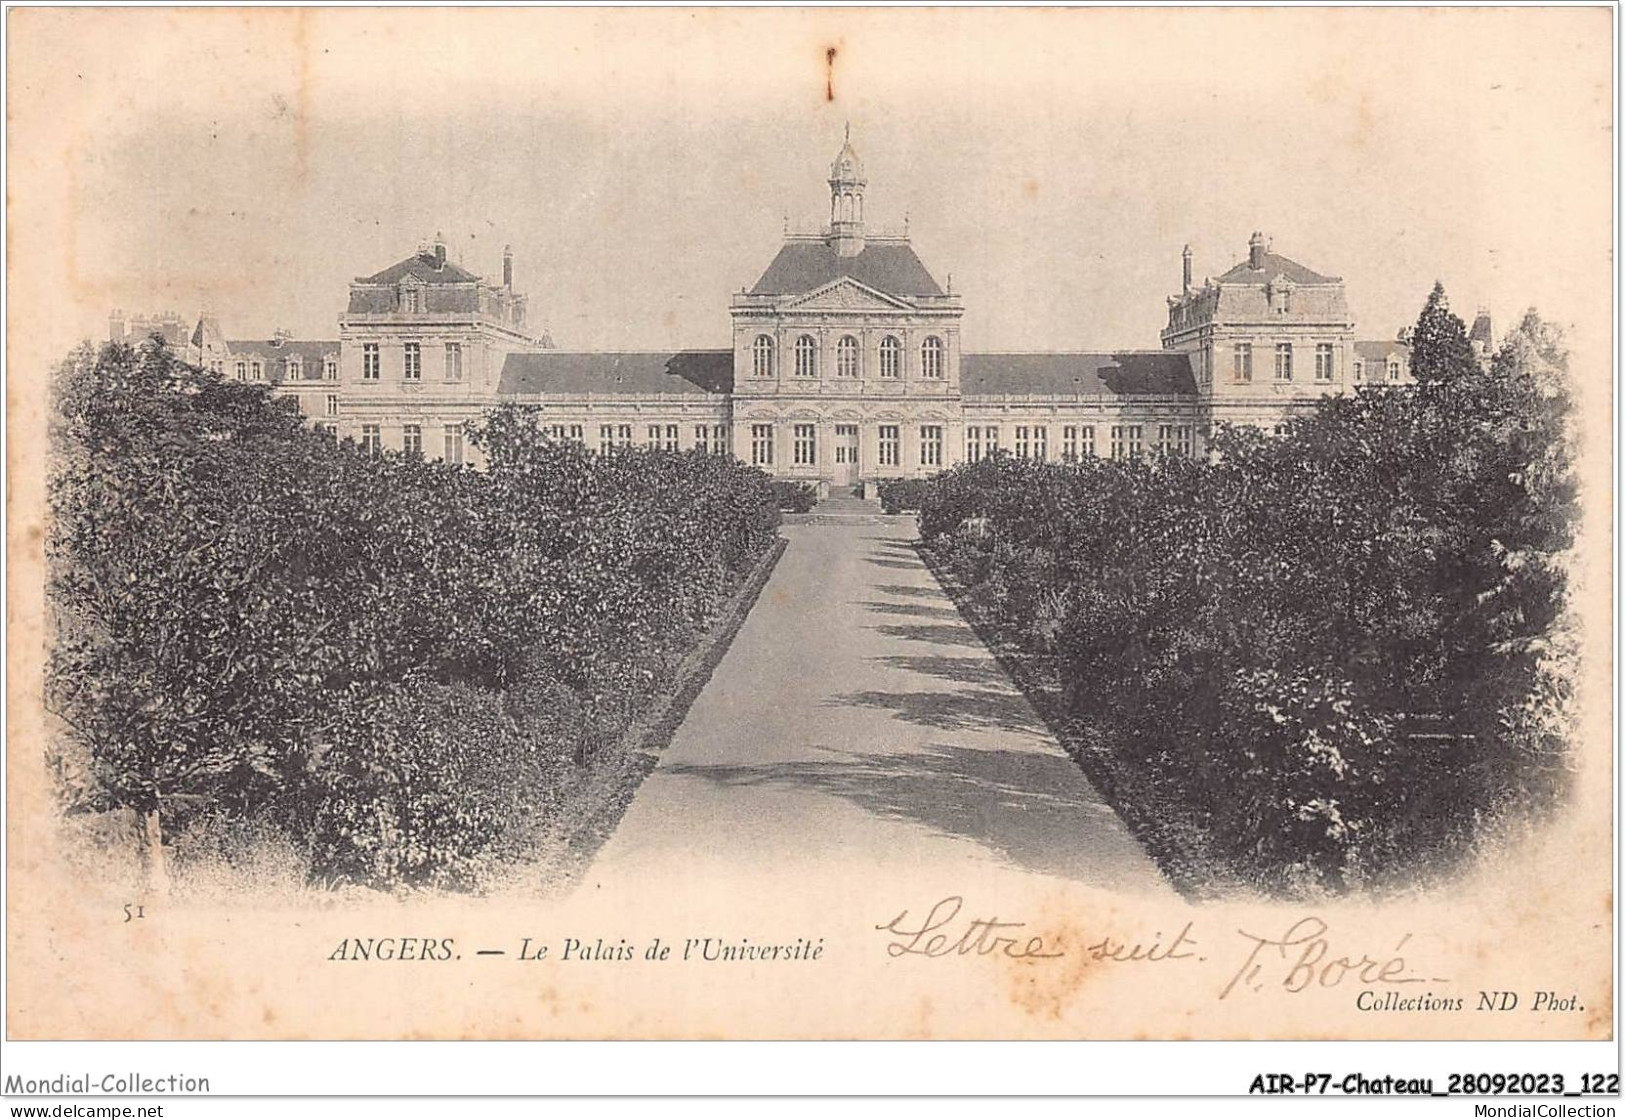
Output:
(433, 232), (446, 270)
(1248, 231), (1267, 270)
(503, 244), (513, 289)
(1182, 244), (1193, 294)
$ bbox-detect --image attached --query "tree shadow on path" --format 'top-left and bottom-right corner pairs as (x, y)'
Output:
(663, 743), (1161, 889)
(827, 686), (1043, 735)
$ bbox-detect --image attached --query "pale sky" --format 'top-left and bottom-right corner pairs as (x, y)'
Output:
(11, 7), (1614, 361)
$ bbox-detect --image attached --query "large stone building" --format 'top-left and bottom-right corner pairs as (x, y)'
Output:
(120, 129), (1431, 484)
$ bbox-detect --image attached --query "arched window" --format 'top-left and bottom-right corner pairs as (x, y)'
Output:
(752, 335), (775, 378)
(794, 335), (818, 378)
(879, 336), (902, 379)
(921, 336), (944, 379)
(836, 335), (860, 377)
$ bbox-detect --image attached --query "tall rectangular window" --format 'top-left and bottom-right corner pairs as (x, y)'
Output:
(1110, 424), (1143, 460)
(235, 360), (247, 381)
(834, 424), (858, 464)
(713, 424), (727, 453)
(1233, 342), (1252, 382)
(1177, 425), (1194, 456)
(1062, 425), (1077, 462)
(664, 424), (680, 452)
(919, 425), (943, 468)
(617, 424), (632, 447)
(1079, 425), (1095, 458)
(751, 424), (775, 466)
(361, 424), (381, 456)
(362, 344), (380, 380)
(600, 424), (615, 454)
(878, 425), (900, 467)
(1314, 343), (1333, 382)
(1274, 342), (1293, 381)
(966, 426), (983, 463)
(403, 342), (421, 381)
(792, 423), (816, 466)
(1032, 426), (1048, 462)
(250, 361), (263, 381)
(549, 424), (567, 439)
(402, 424), (422, 457)
(1353, 360), (1365, 382)
(444, 342), (463, 381)
(444, 424), (464, 465)
(325, 393), (338, 417)
(287, 358), (303, 381)
(695, 425), (710, 454)
(1387, 361), (1401, 382)
(324, 358), (339, 380)
(571, 424), (584, 443)
(1014, 425), (1030, 459)
(648, 424), (663, 446)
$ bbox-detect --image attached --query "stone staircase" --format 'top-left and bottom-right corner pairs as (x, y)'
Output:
(782, 492), (901, 525)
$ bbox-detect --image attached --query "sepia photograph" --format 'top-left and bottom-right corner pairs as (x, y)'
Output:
(2, 2), (1617, 1093)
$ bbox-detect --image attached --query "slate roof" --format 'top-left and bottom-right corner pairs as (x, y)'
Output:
(1352, 340), (1408, 360)
(962, 352), (1197, 397)
(356, 253), (482, 286)
(498, 351), (734, 397)
(1216, 252), (1338, 286)
(749, 240), (944, 298)
(225, 340), (340, 383)
(1468, 312), (1494, 345)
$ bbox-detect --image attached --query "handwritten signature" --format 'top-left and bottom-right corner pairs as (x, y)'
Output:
(876, 898), (1446, 1000)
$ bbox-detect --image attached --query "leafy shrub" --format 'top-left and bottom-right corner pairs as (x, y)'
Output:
(877, 477), (931, 514)
(771, 480), (819, 513)
(46, 343), (782, 893)
(917, 295), (1576, 896)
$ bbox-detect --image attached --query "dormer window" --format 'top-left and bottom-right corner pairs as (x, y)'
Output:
(398, 280), (424, 312)
(324, 357), (339, 380)
(1267, 278), (1294, 315)
(287, 357), (303, 380)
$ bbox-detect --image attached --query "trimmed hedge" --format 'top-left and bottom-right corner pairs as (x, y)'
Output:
(919, 299), (1575, 896)
(47, 340), (781, 892)
(877, 478), (930, 514)
(771, 480), (819, 513)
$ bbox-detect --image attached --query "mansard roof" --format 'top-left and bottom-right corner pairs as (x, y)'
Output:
(962, 351), (1198, 397)
(356, 253), (482, 287)
(498, 351), (734, 397)
(1353, 340), (1409, 360)
(1215, 252), (1338, 286)
(224, 340), (341, 382)
(749, 239), (944, 298)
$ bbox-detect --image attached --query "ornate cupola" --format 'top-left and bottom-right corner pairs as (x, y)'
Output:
(827, 123), (867, 258)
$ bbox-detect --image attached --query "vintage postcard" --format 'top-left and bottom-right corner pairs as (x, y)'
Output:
(4, 5), (1615, 1055)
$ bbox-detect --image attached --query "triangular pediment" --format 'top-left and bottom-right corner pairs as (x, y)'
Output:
(782, 277), (915, 312)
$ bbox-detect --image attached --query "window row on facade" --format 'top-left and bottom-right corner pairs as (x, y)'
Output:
(358, 341), (466, 382)
(746, 422), (945, 467)
(1228, 341), (1338, 384)
(230, 356), (340, 382)
(965, 423), (1195, 462)
(750, 333), (945, 379)
(329, 421), (468, 464)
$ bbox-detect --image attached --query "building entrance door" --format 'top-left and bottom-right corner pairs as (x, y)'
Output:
(832, 424), (860, 488)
